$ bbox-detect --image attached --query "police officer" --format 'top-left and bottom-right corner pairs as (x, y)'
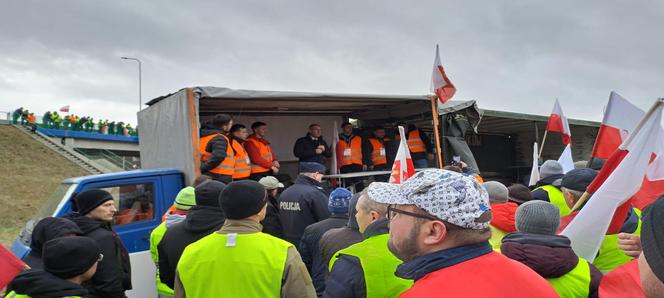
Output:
(199, 114), (234, 184)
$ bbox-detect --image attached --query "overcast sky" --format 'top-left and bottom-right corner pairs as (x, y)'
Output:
(1, 0), (663, 125)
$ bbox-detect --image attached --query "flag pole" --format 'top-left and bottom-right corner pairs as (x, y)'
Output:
(538, 130), (548, 159)
(430, 95), (444, 168)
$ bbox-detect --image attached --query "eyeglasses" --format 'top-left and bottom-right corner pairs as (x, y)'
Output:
(387, 204), (440, 221)
(98, 253), (104, 262)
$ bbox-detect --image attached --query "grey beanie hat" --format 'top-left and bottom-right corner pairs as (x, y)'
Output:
(540, 160), (563, 179)
(483, 181), (509, 204)
(515, 201), (560, 235)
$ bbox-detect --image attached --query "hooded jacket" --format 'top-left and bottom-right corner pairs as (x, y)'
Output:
(8, 270), (88, 298)
(63, 213), (132, 298)
(278, 175), (330, 247)
(157, 205), (226, 289)
(531, 174), (564, 202)
(319, 194), (364, 267)
(501, 232), (603, 298)
(23, 217), (83, 270)
(199, 123), (230, 174)
(261, 193), (283, 239)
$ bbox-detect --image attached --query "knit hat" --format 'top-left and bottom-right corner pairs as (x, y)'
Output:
(300, 162), (326, 173)
(219, 180), (267, 219)
(484, 181), (509, 204)
(72, 189), (114, 215)
(515, 201), (560, 235)
(174, 186), (196, 210)
(641, 196), (664, 283)
(539, 160), (563, 179)
(508, 184), (532, 204)
(30, 217), (83, 253)
(259, 176), (284, 190)
(372, 169), (492, 230)
(194, 180), (226, 208)
(43, 236), (101, 279)
(328, 188), (352, 214)
(561, 168), (598, 192)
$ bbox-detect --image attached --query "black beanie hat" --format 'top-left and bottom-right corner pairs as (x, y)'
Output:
(72, 189), (114, 215)
(642, 195), (664, 283)
(220, 180), (267, 220)
(43, 236), (101, 279)
(194, 180), (227, 208)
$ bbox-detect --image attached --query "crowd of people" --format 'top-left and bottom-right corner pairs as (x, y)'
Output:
(4, 113), (663, 298)
(11, 107), (138, 136)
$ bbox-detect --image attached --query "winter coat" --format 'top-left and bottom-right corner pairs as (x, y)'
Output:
(501, 232), (603, 298)
(199, 123), (230, 174)
(293, 134), (332, 164)
(299, 214), (348, 297)
(260, 194), (283, 239)
(8, 269), (88, 298)
(278, 175), (330, 247)
(23, 217), (82, 270)
(63, 213), (132, 298)
(157, 206), (226, 289)
(531, 174), (564, 202)
(489, 202), (518, 251)
(318, 194), (364, 267)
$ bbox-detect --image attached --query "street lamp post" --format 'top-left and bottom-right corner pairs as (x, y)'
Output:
(121, 57), (142, 109)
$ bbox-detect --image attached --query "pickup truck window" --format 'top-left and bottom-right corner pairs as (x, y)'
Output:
(100, 183), (155, 226)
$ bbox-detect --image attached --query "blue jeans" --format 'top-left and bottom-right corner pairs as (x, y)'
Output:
(413, 158), (429, 169)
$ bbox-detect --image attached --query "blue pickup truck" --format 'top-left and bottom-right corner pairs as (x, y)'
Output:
(10, 169), (185, 298)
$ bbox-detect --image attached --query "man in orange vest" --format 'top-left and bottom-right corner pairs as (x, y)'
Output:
(396, 123), (434, 168)
(199, 114), (234, 184)
(337, 122), (366, 190)
(245, 121), (280, 180)
(230, 124), (251, 181)
(363, 126), (392, 182)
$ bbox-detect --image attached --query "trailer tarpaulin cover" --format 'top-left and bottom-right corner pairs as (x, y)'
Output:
(440, 100), (482, 173)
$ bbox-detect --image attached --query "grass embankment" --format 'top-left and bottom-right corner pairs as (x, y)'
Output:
(0, 125), (87, 247)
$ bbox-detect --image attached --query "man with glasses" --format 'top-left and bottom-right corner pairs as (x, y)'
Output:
(375, 169), (558, 298)
(325, 183), (412, 298)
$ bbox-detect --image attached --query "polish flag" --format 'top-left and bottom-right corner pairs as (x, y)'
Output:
(561, 99), (663, 262)
(590, 92), (645, 159)
(558, 144), (574, 174)
(528, 142), (540, 186)
(431, 44), (456, 105)
(0, 245), (26, 289)
(59, 105), (70, 113)
(631, 132), (664, 210)
(546, 99), (572, 145)
(390, 126), (415, 184)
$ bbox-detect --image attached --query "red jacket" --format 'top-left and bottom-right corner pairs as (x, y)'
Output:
(400, 252), (557, 298)
(490, 202), (518, 232)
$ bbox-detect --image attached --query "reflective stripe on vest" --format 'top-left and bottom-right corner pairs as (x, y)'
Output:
(178, 232), (291, 297)
(329, 234), (412, 298)
(488, 225), (508, 252)
(199, 133), (235, 175)
(407, 130), (426, 153)
(547, 258), (591, 298)
(232, 140), (251, 179)
(338, 136), (363, 166)
(149, 222), (173, 296)
(535, 185), (571, 216)
(245, 137), (274, 174)
(593, 208), (642, 272)
(368, 138), (387, 165)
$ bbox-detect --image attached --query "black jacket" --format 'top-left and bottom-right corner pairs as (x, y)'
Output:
(199, 123), (230, 174)
(157, 206), (226, 289)
(9, 269), (89, 298)
(319, 193), (364, 266)
(63, 213), (131, 298)
(293, 133), (332, 164)
(324, 218), (390, 298)
(23, 217), (82, 270)
(299, 214), (349, 297)
(531, 174), (565, 202)
(278, 175), (330, 248)
(502, 232), (603, 298)
(261, 194), (283, 239)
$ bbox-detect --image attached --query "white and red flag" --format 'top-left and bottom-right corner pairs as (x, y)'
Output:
(59, 105), (70, 113)
(561, 99), (663, 262)
(590, 92), (645, 159)
(546, 99), (572, 145)
(431, 44), (456, 105)
(390, 126), (415, 184)
(528, 142), (540, 186)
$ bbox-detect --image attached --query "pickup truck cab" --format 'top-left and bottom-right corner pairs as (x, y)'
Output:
(10, 169), (185, 298)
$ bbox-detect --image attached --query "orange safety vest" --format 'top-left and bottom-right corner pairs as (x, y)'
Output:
(244, 136), (274, 174)
(368, 138), (389, 166)
(395, 129), (427, 153)
(231, 139), (251, 179)
(338, 135), (363, 166)
(199, 133), (235, 176)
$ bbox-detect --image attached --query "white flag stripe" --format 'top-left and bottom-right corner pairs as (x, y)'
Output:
(604, 92), (645, 131)
(529, 142), (540, 186)
(330, 121), (339, 175)
(558, 144), (574, 174)
(553, 99), (572, 137)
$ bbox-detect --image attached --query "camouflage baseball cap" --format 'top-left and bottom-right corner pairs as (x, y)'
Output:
(372, 169), (492, 230)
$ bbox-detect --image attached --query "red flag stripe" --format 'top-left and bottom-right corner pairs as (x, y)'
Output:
(591, 124), (623, 159)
